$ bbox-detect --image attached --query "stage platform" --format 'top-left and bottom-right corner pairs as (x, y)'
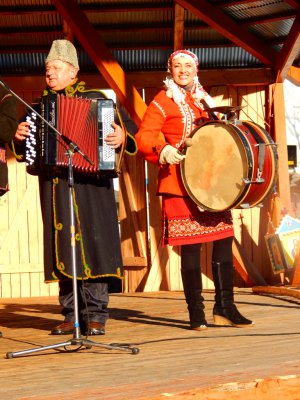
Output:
(1, 290), (300, 400)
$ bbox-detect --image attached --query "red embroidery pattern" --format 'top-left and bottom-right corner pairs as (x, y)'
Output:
(168, 217), (233, 239)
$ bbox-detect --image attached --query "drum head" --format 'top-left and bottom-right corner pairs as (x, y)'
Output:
(181, 122), (250, 212)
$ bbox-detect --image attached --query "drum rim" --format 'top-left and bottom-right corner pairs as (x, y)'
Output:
(241, 120), (278, 207)
(181, 120), (254, 212)
(181, 120), (277, 211)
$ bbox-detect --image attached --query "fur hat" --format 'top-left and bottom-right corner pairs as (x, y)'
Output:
(45, 39), (79, 69)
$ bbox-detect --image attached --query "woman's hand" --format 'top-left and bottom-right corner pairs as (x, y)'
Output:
(159, 145), (185, 164)
(105, 122), (124, 149)
(15, 121), (30, 142)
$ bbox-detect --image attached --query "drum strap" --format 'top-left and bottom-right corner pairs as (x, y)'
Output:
(257, 143), (266, 181)
(243, 121), (266, 183)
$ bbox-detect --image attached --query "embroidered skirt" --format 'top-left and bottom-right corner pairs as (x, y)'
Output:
(162, 196), (234, 246)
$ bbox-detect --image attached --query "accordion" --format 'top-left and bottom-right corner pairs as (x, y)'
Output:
(25, 94), (125, 178)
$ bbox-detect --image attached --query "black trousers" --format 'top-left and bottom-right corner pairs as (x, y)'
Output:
(58, 279), (109, 325)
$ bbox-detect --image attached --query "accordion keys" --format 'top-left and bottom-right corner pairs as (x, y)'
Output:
(98, 99), (115, 171)
(25, 112), (38, 171)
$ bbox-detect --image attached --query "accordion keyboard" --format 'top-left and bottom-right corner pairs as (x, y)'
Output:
(25, 112), (38, 168)
(98, 99), (115, 170)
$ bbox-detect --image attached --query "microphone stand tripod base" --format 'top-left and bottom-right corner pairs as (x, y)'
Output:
(6, 330), (140, 358)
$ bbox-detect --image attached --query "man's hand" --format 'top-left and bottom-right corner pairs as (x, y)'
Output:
(15, 121), (30, 141)
(105, 122), (123, 149)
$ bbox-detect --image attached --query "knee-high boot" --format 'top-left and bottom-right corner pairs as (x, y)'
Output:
(181, 244), (207, 330)
(212, 261), (253, 327)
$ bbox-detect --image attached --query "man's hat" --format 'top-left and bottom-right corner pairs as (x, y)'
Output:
(45, 39), (79, 69)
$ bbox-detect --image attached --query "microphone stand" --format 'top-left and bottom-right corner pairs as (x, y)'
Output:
(0, 80), (139, 358)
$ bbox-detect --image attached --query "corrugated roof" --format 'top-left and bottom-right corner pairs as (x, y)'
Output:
(0, 0), (299, 77)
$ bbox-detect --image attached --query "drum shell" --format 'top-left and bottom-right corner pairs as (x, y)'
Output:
(180, 120), (277, 212)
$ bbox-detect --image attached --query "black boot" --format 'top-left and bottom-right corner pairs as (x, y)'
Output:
(181, 244), (207, 330)
(212, 261), (253, 327)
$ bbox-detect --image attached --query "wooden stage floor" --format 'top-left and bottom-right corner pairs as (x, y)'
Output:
(1, 290), (300, 400)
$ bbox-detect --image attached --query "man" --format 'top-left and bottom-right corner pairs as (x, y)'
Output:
(0, 84), (18, 338)
(0, 86), (18, 196)
(13, 39), (136, 336)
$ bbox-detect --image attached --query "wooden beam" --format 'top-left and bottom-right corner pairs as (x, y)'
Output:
(276, 12), (300, 82)
(2, 68), (276, 93)
(62, 20), (73, 42)
(284, 0), (300, 9)
(215, 0), (299, 9)
(52, 0), (147, 126)
(0, 4), (173, 16)
(288, 65), (300, 84)
(176, 0), (278, 66)
(174, 3), (185, 51)
(270, 83), (291, 209)
(241, 10), (297, 26)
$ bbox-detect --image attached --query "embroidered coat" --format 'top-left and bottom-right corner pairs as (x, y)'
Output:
(136, 87), (234, 245)
(0, 86), (17, 196)
(136, 89), (209, 196)
(12, 80), (137, 283)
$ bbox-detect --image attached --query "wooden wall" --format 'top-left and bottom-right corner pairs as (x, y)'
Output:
(0, 80), (284, 298)
(0, 85), (59, 298)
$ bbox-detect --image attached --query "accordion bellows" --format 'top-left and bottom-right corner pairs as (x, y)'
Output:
(25, 94), (123, 178)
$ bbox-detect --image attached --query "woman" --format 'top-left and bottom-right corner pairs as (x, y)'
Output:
(135, 49), (253, 330)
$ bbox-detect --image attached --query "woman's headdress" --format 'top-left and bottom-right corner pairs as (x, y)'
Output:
(167, 49), (199, 73)
(164, 49), (206, 105)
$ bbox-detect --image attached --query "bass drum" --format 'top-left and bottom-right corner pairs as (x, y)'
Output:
(181, 120), (278, 212)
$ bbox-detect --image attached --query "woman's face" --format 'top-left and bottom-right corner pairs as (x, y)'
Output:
(45, 60), (78, 91)
(171, 56), (197, 87)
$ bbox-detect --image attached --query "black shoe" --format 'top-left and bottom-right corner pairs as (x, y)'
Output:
(51, 321), (74, 335)
(85, 321), (105, 336)
(213, 304), (253, 327)
(189, 304), (208, 330)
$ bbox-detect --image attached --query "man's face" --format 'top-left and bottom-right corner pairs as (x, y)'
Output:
(45, 60), (78, 91)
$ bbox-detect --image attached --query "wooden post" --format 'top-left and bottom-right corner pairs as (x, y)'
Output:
(270, 82), (291, 210)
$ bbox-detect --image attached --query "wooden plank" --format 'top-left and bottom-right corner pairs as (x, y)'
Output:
(121, 158), (147, 258)
(1, 292), (300, 400)
(10, 274), (21, 298)
(123, 257), (148, 267)
(20, 272), (31, 298)
(1, 274), (11, 298)
(0, 176), (38, 261)
(30, 273), (41, 297)
(0, 263), (43, 274)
